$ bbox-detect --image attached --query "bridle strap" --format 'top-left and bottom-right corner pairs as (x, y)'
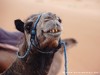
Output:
(17, 15), (42, 59)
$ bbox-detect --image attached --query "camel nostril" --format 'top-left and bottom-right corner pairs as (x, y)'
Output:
(56, 23), (60, 27)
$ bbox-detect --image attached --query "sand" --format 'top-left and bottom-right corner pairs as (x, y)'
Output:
(0, 0), (100, 75)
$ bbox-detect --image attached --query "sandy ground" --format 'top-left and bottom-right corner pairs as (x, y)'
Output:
(0, 0), (100, 75)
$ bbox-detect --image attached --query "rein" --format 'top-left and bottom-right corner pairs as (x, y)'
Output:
(17, 14), (68, 75)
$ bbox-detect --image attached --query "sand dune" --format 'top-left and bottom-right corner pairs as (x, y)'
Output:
(0, 0), (100, 75)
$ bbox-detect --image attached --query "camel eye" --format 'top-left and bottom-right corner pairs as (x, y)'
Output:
(57, 17), (62, 23)
(25, 22), (33, 33)
(44, 16), (51, 22)
(44, 19), (49, 22)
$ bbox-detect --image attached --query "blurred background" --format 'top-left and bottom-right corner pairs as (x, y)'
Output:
(0, 0), (100, 75)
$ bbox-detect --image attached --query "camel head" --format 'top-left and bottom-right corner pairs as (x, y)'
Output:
(15, 12), (62, 52)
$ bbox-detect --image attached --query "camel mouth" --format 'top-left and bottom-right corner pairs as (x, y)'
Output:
(46, 28), (61, 33)
(42, 28), (62, 37)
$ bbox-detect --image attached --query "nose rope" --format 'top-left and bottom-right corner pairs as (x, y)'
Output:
(61, 41), (68, 75)
(17, 44), (32, 59)
(17, 14), (68, 75)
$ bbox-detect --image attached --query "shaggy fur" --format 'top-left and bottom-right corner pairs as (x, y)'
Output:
(0, 12), (77, 75)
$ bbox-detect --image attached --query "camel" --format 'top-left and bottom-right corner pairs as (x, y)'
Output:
(0, 12), (77, 75)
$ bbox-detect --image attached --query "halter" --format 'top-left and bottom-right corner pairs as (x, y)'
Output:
(17, 14), (68, 75)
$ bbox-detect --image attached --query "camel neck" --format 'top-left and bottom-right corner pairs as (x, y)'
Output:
(20, 52), (54, 75)
(2, 47), (55, 75)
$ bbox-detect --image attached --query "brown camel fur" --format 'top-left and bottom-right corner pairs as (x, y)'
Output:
(0, 12), (77, 75)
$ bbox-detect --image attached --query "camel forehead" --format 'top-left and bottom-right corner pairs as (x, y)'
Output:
(42, 12), (57, 19)
(26, 12), (58, 22)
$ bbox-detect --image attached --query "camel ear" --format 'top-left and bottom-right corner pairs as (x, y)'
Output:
(14, 19), (24, 33)
(63, 38), (77, 48)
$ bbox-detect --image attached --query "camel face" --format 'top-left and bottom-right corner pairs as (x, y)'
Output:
(40, 13), (62, 38)
(36, 12), (62, 49)
(15, 12), (62, 50)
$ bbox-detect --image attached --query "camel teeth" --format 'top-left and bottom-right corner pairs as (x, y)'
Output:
(55, 29), (58, 32)
(49, 29), (59, 33)
(54, 29), (56, 33)
(52, 29), (55, 33)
